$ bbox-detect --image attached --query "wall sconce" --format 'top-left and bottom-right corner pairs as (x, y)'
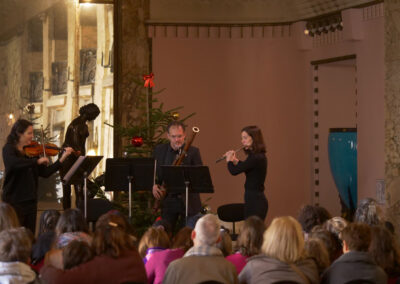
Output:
(304, 13), (342, 37)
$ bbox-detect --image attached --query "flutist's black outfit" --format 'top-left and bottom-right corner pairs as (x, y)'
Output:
(227, 152), (268, 220)
(153, 143), (202, 229)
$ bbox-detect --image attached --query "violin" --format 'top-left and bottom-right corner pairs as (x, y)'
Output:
(23, 125), (81, 158)
(23, 141), (81, 157)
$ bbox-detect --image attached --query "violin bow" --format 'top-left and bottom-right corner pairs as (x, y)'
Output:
(40, 125), (47, 159)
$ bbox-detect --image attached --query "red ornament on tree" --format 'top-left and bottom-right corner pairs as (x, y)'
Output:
(131, 136), (144, 147)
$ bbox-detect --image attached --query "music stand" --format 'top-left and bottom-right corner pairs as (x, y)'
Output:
(161, 165), (214, 224)
(63, 156), (103, 218)
(104, 158), (155, 218)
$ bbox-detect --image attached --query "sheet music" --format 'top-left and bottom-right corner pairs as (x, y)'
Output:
(62, 156), (86, 184)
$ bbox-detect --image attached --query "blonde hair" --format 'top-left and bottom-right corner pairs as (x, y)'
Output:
(138, 227), (170, 258)
(262, 216), (305, 263)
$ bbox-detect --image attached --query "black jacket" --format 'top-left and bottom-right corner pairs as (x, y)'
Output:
(2, 143), (61, 204)
(153, 143), (202, 215)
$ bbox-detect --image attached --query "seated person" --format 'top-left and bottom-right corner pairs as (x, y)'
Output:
(239, 216), (319, 284)
(0, 227), (40, 284)
(63, 240), (94, 270)
(163, 214), (238, 284)
(41, 212), (147, 284)
(226, 216), (266, 274)
(321, 222), (387, 284)
(145, 227), (193, 284)
(138, 227), (170, 264)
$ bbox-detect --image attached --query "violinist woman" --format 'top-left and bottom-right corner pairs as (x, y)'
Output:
(2, 119), (73, 234)
(225, 125), (268, 221)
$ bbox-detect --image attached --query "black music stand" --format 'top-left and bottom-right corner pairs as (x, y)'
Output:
(62, 156), (103, 218)
(161, 165), (214, 224)
(104, 158), (155, 218)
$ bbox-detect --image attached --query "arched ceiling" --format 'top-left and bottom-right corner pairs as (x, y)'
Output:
(149, 0), (381, 24)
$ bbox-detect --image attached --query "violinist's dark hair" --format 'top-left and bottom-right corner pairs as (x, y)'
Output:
(241, 125), (266, 154)
(6, 119), (33, 146)
(79, 103), (100, 121)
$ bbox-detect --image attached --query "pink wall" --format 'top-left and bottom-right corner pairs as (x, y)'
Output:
(151, 6), (384, 221)
(153, 37), (311, 223)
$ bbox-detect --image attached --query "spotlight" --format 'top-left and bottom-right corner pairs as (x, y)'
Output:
(304, 29), (310, 35)
(8, 113), (14, 120)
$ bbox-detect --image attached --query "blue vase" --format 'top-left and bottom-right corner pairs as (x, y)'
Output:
(328, 128), (357, 211)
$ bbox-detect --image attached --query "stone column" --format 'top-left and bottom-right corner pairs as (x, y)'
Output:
(40, 12), (53, 129)
(114, 0), (151, 156)
(385, 0), (400, 229)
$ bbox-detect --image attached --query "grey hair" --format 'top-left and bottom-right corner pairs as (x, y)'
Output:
(194, 214), (220, 246)
(354, 198), (380, 226)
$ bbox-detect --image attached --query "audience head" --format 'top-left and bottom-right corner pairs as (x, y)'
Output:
(340, 222), (371, 252)
(192, 214), (221, 247)
(63, 240), (94, 270)
(237, 216), (266, 257)
(93, 212), (135, 258)
(0, 202), (19, 232)
(139, 227), (170, 258)
(171, 227), (193, 251)
(0, 227), (32, 263)
(297, 205), (331, 234)
(216, 228), (232, 257)
(323, 216), (348, 238)
(262, 216), (304, 263)
(38, 210), (60, 235)
(310, 225), (343, 263)
(55, 209), (88, 236)
(354, 198), (381, 226)
(305, 237), (330, 274)
(153, 219), (172, 238)
(368, 225), (400, 275)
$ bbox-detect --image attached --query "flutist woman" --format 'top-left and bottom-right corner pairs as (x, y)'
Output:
(225, 125), (268, 220)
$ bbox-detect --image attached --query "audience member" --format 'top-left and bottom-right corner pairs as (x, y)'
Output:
(226, 216), (266, 274)
(354, 197), (382, 226)
(321, 222), (387, 284)
(304, 237), (330, 275)
(323, 216), (348, 238)
(216, 228), (232, 257)
(310, 225), (343, 263)
(0, 227), (40, 284)
(163, 214), (238, 284)
(40, 212), (147, 284)
(369, 225), (400, 283)
(31, 210), (60, 272)
(297, 205), (331, 237)
(239, 216), (319, 284)
(55, 208), (92, 248)
(146, 227), (193, 284)
(139, 227), (170, 264)
(63, 240), (94, 270)
(0, 201), (20, 232)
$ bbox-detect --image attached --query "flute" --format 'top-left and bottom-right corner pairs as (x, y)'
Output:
(215, 146), (245, 163)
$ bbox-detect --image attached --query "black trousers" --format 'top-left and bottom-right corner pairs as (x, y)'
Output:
(62, 184), (84, 210)
(12, 201), (37, 235)
(244, 191), (268, 221)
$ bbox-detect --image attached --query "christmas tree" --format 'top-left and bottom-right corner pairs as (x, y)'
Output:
(107, 73), (195, 236)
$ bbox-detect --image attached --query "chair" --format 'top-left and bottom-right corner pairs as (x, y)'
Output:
(217, 203), (245, 241)
(86, 198), (113, 223)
